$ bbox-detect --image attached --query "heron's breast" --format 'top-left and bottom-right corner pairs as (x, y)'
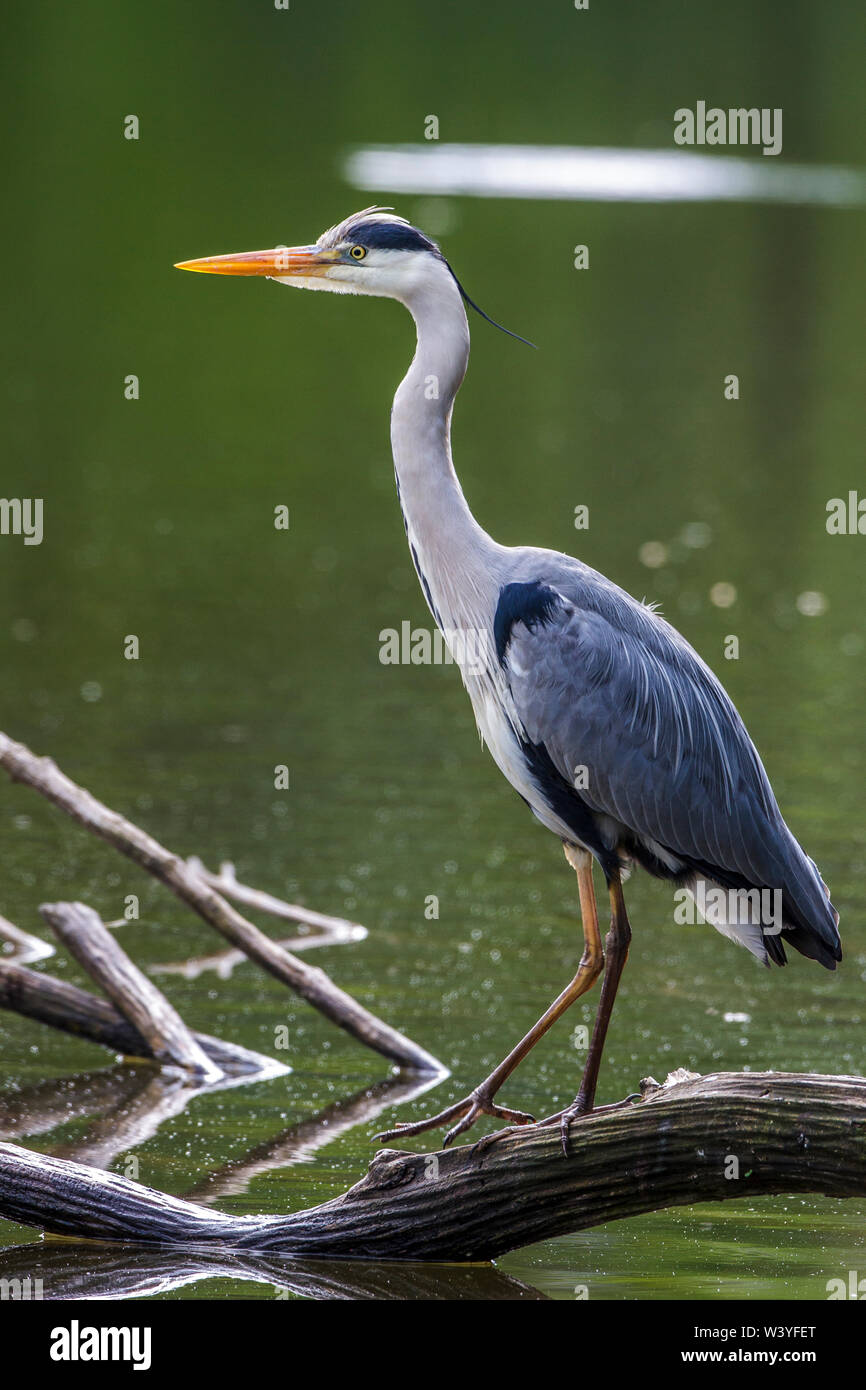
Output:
(469, 682), (587, 843)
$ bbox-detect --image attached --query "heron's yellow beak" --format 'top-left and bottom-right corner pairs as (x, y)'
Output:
(174, 245), (339, 276)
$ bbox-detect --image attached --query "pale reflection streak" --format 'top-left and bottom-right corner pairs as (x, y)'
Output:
(346, 143), (866, 206)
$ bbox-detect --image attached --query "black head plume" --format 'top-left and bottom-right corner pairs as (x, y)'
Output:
(326, 209), (536, 348)
(448, 268), (537, 349)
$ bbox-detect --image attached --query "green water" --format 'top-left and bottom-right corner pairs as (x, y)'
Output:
(1, 0), (864, 1300)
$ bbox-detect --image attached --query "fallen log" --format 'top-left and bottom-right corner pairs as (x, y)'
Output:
(0, 1071), (863, 1261)
(0, 730), (441, 1074)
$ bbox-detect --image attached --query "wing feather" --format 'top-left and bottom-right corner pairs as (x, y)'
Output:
(498, 569), (839, 966)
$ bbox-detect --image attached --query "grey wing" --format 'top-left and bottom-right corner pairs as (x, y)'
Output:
(499, 579), (840, 968)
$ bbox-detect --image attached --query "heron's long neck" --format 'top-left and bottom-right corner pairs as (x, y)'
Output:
(391, 269), (499, 634)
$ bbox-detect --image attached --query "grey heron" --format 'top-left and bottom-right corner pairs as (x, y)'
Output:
(177, 208), (841, 1151)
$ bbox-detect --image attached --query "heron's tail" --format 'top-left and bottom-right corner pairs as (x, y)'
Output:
(682, 834), (841, 971)
(767, 838), (841, 971)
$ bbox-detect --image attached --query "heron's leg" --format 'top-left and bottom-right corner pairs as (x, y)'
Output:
(555, 867), (632, 1151)
(375, 845), (604, 1148)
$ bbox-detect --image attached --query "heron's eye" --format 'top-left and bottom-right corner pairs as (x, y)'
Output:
(349, 245), (367, 260)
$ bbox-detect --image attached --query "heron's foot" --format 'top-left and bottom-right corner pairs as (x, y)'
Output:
(470, 1101), (590, 1158)
(554, 1095), (594, 1156)
(549, 1091), (643, 1155)
(474, 1092), (642, 1159)
(375, 1086), (536, 1149)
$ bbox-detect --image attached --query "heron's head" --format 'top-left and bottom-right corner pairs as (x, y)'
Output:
(175, 207), (448, 303)
(176, 207), (532, 343)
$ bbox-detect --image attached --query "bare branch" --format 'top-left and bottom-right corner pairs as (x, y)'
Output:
(0, 731), (442, 1074)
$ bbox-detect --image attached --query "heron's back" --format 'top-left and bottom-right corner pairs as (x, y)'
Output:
(478, 547), (842, 970)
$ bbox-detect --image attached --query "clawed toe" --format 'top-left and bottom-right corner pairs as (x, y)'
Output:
(443, 1100), (534, 1147)
(374, 1099), (464, 1144)
(546, 1090), (642, 1155)
(375, 1091), (535, 1147)
(558, 1103), (588, 1155)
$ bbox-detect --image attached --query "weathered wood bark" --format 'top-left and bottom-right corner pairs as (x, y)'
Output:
(0, 1072), (863, 1262)
(40, 902), (221, 1081)
(0, 959), (281, 1077)
(0, 730), (441, 1074)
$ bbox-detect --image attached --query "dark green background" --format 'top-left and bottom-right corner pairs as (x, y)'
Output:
(1, 0), (864, 1299)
